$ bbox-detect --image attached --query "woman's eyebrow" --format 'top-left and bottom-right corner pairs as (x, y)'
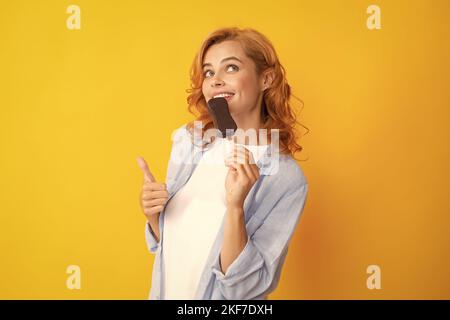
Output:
(202, 56), (243, 69)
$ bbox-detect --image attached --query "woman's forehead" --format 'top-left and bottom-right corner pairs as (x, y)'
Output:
(204, 40), (246, 62)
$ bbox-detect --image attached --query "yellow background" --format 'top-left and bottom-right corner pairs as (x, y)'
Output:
(1, 0), (449, 299)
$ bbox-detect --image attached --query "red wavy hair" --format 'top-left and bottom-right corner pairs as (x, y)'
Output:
(185, 27), (308, 160)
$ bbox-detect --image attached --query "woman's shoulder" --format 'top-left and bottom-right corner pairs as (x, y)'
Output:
(171, 122), (190, 140)
(270, 153), (308, 188)
(171, 122), (205, 145)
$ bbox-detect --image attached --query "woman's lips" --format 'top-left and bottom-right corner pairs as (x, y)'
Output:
(224, 94), (234, 102)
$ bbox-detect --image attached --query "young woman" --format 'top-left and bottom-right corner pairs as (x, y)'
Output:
(137, 27), (309, 300)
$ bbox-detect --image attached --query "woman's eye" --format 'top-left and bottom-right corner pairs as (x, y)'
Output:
(227, 64), (239, 72)
(203, 64), (239, 78)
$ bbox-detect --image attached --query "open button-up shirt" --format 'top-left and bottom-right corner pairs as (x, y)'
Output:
(145, 123), (309, 300)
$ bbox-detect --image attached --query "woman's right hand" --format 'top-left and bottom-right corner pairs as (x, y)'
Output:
(136, 156), (169, 221)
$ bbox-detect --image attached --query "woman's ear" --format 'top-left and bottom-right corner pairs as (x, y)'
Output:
(261, 69), (274, 91)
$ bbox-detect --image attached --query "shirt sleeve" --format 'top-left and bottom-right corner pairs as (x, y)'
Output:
(143, 123), (192, 254)
(210, 181), (309, 300)
(145, 222), (160, 254)
(165, 124), (191, 185)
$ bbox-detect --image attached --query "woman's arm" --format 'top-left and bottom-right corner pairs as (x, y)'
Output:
(220, 206), (247, 274)
(211, 181), (309, 300)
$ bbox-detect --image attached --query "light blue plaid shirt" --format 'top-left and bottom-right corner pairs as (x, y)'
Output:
(145, 123), (309, 300)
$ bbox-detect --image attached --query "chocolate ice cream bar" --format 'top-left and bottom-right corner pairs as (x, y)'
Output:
(207, 97), (238, 138)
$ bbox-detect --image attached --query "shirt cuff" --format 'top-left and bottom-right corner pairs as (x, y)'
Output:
(211, 235), (265, 287)
(145, 222), (160, 253)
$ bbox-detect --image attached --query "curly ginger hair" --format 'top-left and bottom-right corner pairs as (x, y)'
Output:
(185, 27), (308, 160)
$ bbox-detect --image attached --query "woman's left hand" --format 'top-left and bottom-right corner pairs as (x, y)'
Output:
(224, 138), (260, 210)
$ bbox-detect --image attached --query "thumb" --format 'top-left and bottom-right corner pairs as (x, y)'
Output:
(136, 156), (156, 182)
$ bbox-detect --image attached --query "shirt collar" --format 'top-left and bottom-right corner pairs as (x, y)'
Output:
(193, 129), (279, 176)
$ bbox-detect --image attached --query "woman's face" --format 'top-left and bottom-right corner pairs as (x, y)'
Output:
(202, 40), (265, 117)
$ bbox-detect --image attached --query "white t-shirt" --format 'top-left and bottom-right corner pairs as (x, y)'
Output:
(162, 137), (268, 300)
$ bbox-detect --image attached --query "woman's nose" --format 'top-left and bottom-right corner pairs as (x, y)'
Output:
(211, 74), (225, 87)
(212, 81), (224, 87)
